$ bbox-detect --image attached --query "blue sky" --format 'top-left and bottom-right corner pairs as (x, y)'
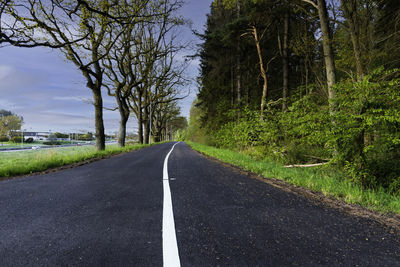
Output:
(0, 0), (213, 134)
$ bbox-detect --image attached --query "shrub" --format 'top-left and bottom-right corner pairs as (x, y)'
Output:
(333, 68), (400, 191)
(0, 136), (9, 142)
(43, 141), (61, 145)
(25, 138), (34, 143)
(10, 136), (22, 143)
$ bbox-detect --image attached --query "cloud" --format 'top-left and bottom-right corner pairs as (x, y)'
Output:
(53, 96), (90, 102)
(0, 0), (212, 133)
(0, 65), (14, 80)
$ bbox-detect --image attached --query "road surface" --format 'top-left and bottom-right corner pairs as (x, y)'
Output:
(0, 142), (399, 266)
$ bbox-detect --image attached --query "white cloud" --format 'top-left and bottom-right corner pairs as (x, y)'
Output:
(53, 96), (89, 102)
(0, 65), (13, 80)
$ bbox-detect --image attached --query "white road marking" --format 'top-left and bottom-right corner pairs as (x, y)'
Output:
(163, 142), (181, 267)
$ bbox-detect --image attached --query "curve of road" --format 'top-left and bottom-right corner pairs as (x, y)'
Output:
(0, 142), (399, 266)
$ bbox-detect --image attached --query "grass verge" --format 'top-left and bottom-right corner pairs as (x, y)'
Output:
(0, 143), (37, 149)
(0, 143), (153, 178)
(187, 141), (400, 215)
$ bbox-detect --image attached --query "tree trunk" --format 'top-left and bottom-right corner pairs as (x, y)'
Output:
(144, 119), (150, 144)
(138, 119), (143, 144)
(115, 90), (130, 147)
(236, 0), (241, 108)
(231, 64), (235, 107)
(118, 108), (128, 147)
(305, 60), (309, 95)
(252, 26), (268, 120)
(92, 88), (106, 151)
(136, 91), (144, 144)
(317, 0), (337, 112)
(342, 0), (365, 81)
(282, 11), (290, 112)
(118, 116), (127, 147)
(236, 59), (242, 107)
(138, 107), (144, 144)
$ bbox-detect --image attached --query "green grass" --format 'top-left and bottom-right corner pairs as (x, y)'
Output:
(0, 142), (40, 149)
(187, 142), (400, 215)
(0, 143), (151, 178)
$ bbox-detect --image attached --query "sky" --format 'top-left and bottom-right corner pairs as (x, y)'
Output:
(0, 0), (213, 134)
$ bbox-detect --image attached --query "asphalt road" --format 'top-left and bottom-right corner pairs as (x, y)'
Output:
(0, 142), (399, 266)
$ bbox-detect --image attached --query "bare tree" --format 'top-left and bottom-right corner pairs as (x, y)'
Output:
(3, 0), (152, 150)
(103, 0), (184, 146)
(124, 4), (188, 144)
(242, 23), (277, 120)
(103, 22), (140, 147)
(1, 0), (88, 47)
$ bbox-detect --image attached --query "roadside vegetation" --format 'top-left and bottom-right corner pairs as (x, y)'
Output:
(180, 1), (400, 214)
(187, 142), (400, 215)
(0, 140), (92, 149)
(0, 143), (151, 178)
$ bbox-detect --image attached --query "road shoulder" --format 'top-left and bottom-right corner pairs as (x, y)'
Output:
(190, 146), (400, 236)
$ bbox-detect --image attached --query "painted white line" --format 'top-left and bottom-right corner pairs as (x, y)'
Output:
(163, 142), (181, 267)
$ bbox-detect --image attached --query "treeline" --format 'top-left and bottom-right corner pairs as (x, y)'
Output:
(0, 0), (188, 150)
(186, 0), (400, 193)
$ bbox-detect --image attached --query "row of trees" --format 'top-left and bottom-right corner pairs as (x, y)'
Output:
(0, 0), (188, 149)
(187, 0), (400, 193)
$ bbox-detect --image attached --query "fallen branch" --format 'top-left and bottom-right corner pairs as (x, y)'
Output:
(284, 162), (329, 168)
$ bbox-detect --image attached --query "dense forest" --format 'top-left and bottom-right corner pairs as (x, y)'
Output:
(185, 0), (400, 194)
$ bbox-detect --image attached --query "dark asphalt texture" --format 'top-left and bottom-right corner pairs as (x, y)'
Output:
(0, 142), (399, 266)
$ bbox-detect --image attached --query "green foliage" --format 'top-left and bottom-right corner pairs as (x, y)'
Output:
(214, 108), (262, 149)
(191, 0), (400, 200)
(174, 129), (186, 141)
(198, 67), (400, 195)
(25, 138), (34, 143)
(184, 100), (211, 144)
(10, 136), (22, 143)
(43, 141), (62, 145)
(0, 136), (9, 142)
(213, 97), (332, 164)
(333, 68), (400, 190)
(0, 115), (22, 137)
(54, 132), (69, 138)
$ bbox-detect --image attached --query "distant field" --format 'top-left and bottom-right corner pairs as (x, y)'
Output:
(0, 143), (149, 178)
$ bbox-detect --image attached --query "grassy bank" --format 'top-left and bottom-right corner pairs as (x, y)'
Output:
(187, 142), (400, 215)
(0, 143), (151, 178)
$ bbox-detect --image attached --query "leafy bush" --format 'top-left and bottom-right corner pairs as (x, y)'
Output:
(214, 108), (264, 149)
(333, 68), (400, 191)
(43, 141), (61, 145)
(0, 136), (9, 142)
(191, 67), (400, 195)
(214, 99), (332, 164)
(25, 138), (34, 143)
(10, 136), (22, 143)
